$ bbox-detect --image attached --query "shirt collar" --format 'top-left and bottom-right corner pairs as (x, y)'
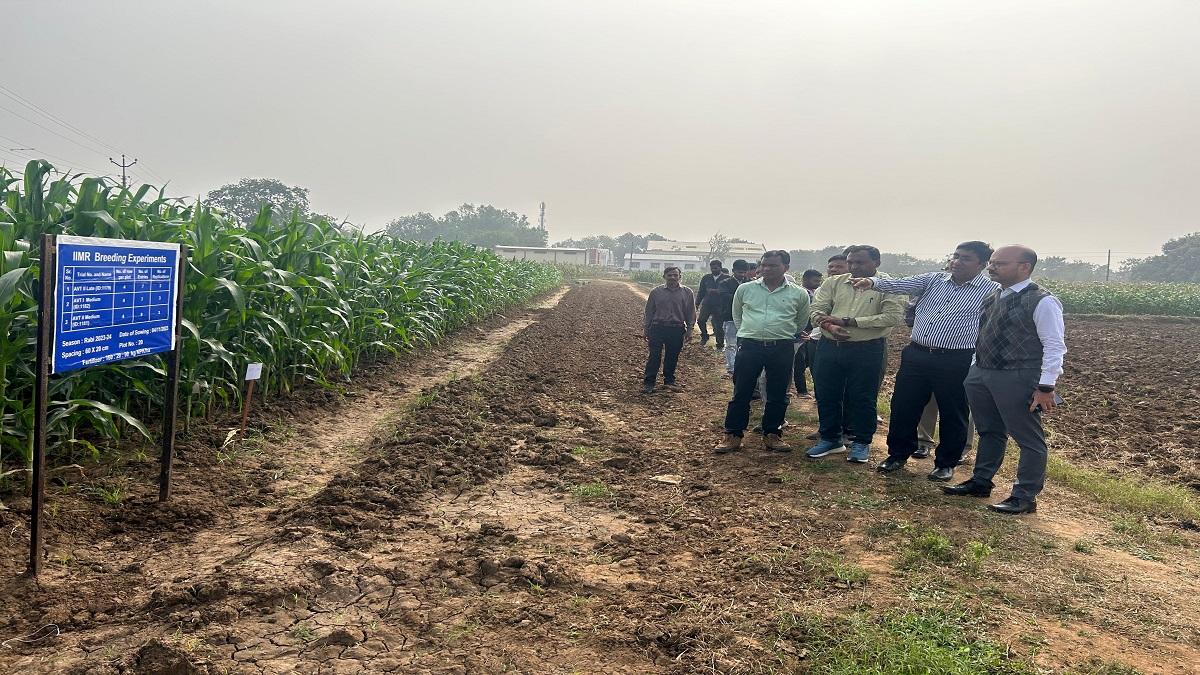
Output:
(1004, 278), (1033, 294)
(946, 271), (988, 287)
(754, 277), (794, 290)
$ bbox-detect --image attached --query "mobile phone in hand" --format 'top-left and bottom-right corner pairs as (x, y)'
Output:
(1034, 393), (1065, 412)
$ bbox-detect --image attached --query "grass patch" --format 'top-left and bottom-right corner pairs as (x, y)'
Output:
(1073, 538), (1095, 554)
(1047, 456), (1200, 521)
(959, 540), (994, 575)
(570, 481), (612, 500)
(786, 606), (1032, 674)
(1065, 659), (1144, 674)
(900, 527), (955, 568)
(569, 446), (604, 460)
(832, 492), (887, 510)
(805, 550), (869, 588)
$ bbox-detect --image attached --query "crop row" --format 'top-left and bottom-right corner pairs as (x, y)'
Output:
(0, 160), (561, 483)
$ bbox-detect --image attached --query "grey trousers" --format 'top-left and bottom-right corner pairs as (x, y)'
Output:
(964, 366), (1047, 500)
(917, 396), (975, 450)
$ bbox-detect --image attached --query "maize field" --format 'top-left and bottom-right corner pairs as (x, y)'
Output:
(0, 160), (561, 483)
(632, 270), (1200, 316)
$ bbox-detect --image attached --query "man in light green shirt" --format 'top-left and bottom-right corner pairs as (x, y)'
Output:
(714, 250), (810, 454)
(805, 245), (906, 463)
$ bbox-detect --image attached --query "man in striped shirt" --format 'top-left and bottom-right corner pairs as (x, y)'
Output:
(852, 241), (999, 480)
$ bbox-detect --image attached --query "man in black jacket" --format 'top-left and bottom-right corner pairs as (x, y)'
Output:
(717, 260), (750, 376)
(696, 259), (729, 348)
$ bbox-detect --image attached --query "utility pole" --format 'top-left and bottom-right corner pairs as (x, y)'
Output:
(109, 153), (137, 188)
(1105, 249), (1112, 282)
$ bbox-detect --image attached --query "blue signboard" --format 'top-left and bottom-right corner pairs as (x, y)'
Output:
(52, 235), (181, 374)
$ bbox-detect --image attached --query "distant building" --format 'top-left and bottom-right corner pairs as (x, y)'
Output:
(624, 251), (707, 273)
(492, 245), (613, 267)
(644, 239), (766, 261)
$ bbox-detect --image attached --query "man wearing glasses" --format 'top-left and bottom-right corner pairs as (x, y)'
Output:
(852, 242), (997, 481)
(944, 245), (1065, 514)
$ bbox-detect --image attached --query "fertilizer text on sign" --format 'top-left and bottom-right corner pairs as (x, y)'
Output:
(53, 236), (181, 374)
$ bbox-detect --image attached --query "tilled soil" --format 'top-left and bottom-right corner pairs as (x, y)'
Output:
(1, 281), (1199, 674)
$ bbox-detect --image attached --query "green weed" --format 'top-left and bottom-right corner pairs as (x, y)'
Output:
(570, 481), (612, 500)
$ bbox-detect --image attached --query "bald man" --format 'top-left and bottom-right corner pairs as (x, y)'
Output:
(942, 245), (1066, 515)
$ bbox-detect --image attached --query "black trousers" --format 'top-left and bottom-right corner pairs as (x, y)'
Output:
(724, 339), (794, 437)
(697, 304), (724, 346)
(643, 323), (686, 385)
(793, 340), (812, 394)
(886, 344), (974, 468)
(814, 338), (887, 444)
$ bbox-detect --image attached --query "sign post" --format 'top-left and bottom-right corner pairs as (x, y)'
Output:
(29, 235), (55, 578)
(29, 235), (184, 577)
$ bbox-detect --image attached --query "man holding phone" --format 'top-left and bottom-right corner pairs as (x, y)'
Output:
(942, 245), (1066, 515)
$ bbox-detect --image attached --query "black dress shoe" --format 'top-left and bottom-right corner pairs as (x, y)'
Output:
(911, 446), (931, 459)
(641, 384), (655, 394)
(941, 479), (993, 497)
(876, 458), (906, 473)
(927, 466), (954, 482)
(989, 497), (1037, 515)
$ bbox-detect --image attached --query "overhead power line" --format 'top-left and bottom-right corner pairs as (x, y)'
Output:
(0, 83), (123, 154)
(0, 81), (170, 185)
(0, 101), (111, 158)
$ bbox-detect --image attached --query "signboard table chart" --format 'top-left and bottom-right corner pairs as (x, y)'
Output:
(53, 236), (181, 374)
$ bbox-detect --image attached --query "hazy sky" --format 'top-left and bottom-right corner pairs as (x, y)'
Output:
(5, 0), (1198, 262)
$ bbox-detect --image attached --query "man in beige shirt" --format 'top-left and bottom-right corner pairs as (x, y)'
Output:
(805, 245), (906, 463)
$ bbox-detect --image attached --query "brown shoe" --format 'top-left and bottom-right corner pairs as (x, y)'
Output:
(764, 433), (792, 453)
(713, 434), (743, 454)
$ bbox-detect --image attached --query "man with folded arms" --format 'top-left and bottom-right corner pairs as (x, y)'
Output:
(941, 245), (1066, 515)
(695, 259), (729, 349)
(852, 241), (997, 481)
(806, 245), (906, 463)
(713, 250), (810, 454)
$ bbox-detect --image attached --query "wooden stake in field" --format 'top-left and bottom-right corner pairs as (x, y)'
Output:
(240, 363), (263, 442)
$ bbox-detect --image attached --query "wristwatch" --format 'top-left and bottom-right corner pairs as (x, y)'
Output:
(842, 317), (856, 328)
(1036, 385), (1055, 393)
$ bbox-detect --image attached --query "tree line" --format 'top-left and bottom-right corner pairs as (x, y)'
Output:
(203, 178), (1199, 283)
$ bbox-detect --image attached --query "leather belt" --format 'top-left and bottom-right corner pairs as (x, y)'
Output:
(741, 337), (793, 348)
(828, 337), (886, 348)
(909, 342), (974, 354)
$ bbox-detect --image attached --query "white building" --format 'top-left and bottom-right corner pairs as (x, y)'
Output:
(624, 252), (707, 273)
(644, 239), (766, 261)
(492, 245), (614, 267)
(493, 245), (588, 265)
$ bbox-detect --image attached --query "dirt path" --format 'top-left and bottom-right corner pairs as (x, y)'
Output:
(2, 282), (1198, 674)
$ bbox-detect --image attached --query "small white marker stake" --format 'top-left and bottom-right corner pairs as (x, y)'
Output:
(239, 363), (263, 441)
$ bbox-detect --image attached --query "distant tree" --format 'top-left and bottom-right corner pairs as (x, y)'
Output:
(614, 232), (665, 264)
(707, 232), (732, 261)
(1124, 232), (1200, 283)
(553, 232), (664, 264)
(786, 246), (944, 277)
(554, 235), (618, 250)
(386, 204), (547, 247)
(205, 178), (310, 225)
(1033, 256), (1109, 282)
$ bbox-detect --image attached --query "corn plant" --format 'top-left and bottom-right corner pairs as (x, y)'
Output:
(0, 160), (561, 484)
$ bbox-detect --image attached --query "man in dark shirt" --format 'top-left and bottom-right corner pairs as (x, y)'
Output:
(642, 266), (697, 394)
(793, 269), (823, 398)
(717, 260), (750, 377)
(696, 259), (729, 348)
